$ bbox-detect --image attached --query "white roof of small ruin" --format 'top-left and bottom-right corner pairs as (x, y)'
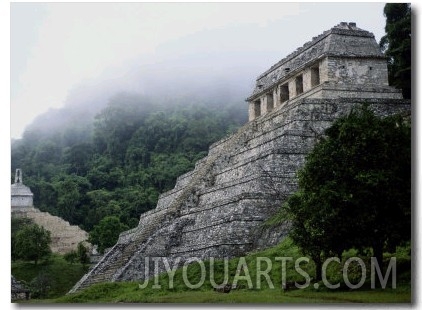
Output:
(11, 183), (33, 196)
(11, 169), (33, 197)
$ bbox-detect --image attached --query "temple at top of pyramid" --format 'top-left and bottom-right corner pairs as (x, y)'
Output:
(246, 22), (403, 121)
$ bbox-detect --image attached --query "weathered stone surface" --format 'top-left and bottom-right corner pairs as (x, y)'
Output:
(12, 208), (90, 255)
(246, 22), (402, 122)
(69, 23), (411, 293)
(69, 97), (410, 293)
(11, 276), (30, 301)
(11, 169), (33, 210)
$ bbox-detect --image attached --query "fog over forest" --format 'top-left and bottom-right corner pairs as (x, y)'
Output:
(11, 2), (388, 139)
(19, 33), (282, 138)
(19, 52), (261, 140)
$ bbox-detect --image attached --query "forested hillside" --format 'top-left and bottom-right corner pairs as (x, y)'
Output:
(11, 92), (247, 232)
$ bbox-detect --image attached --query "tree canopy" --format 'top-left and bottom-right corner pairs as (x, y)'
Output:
(379, 3), (411, 99)
(11, 217), (34, 261)
(282, 106), (410, 280)
(13, 222), (52, 265)
(88, 216), (129, 254)
(12, 93), (247, 237)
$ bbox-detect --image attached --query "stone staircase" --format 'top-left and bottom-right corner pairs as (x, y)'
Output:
(69, 125), (251, 292)
(69, 97), (411, 294)
(69, 99), (326, 293)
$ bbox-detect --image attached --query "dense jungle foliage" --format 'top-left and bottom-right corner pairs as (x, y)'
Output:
(11, 92), (247, 233)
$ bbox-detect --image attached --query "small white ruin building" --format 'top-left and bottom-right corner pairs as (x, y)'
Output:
(11, 169), (34, 210)
(11, 168), (91, 254)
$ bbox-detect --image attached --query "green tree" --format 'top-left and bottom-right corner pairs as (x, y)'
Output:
(64, 250), (78, 264)
(30, 179), (58, 215)
(14, 224), (52, 265)
(63, 143), (93, 175)
(11, 94), (246, 232)
(77, 242), (90, 265)
(379, 3), (411, 99)
(11, 217), (33, 261)
(64, 243), (89, 265)
(54, 174), (91, 224)
(93, 93), (150, 163)
(283, 106), (410, 280)
(89, 216), (129, 254)
(30, 270), (54, 298)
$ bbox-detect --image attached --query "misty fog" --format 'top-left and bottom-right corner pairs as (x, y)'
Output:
(11, 2), (388, 139)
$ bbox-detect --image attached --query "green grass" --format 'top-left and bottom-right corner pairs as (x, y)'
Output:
(12, 254), (89, 299)
(49, 282), (410, 303)
(47, 238), (410, 304)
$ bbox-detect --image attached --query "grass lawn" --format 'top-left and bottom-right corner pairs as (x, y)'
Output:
(14, 238), (411, 304)
(12, 254), (89, 300)
(46, 282), (410, 303)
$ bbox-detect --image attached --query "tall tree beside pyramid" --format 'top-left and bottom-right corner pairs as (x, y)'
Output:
(380, 3), (411, 99)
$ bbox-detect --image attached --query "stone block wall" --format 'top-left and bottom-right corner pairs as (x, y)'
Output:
(328, 31), (383, 58)
(326, 57), (389, 86)
(11, 196), (33, 209)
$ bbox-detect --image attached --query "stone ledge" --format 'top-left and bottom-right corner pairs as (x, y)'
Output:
(169, 241), (256, 255)
(182, 217), (265, 235)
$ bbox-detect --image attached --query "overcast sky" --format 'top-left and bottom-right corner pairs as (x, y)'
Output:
(10, 2), (391, 139)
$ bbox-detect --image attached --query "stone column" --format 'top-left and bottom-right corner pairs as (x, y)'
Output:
(264, 93), (274, 113)
(273, 87), (280, 107)
(248, 100), (262, 121)
(288, 80), (296, 98)
(15, 169), (22, 184)
(303, 68), (312, 93)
